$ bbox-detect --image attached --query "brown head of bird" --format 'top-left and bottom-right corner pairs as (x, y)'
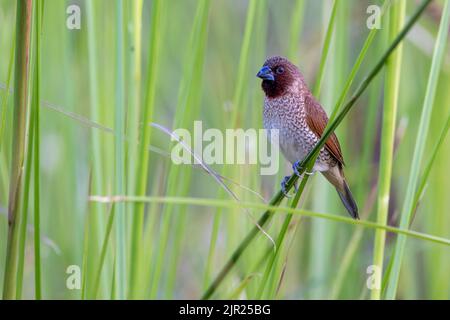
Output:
(257, 56), (305, 98)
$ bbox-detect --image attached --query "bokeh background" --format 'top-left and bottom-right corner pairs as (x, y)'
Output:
(0, 0), (449, 299)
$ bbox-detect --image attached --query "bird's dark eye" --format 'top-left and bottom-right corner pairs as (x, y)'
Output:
(276, 66), (284, 74)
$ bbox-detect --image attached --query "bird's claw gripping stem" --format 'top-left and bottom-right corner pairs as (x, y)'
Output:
(292, 161), (304, 177)
(293, 160), (314, 177)
(281, 175), (298, 198)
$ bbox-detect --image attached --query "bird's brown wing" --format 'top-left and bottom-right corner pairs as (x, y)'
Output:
(304, 94), (345, 165)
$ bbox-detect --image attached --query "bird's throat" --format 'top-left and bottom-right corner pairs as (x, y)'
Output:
(262, 80), (285, 98)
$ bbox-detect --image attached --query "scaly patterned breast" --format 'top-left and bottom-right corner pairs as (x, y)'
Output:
(263, 94), (332, 171)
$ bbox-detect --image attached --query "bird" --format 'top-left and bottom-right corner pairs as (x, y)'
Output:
(257, 56), (359, 219)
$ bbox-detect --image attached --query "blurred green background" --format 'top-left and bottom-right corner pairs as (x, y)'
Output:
(0, 0), (449, 299)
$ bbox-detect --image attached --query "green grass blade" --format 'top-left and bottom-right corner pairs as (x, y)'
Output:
(230, 0), (259, 125)
(125, 1), (143, 296)
(85, 0), (109, 298)
(129, 0), (165, 297)
(93, 205), (115, 298)
(0, 35), (15, 150)
(328, 0), (391, 123)
(126, 0), (143, 198)
(287, 0), (306, 63)
(313, 0), (339, 98)
(89, 195), (450, 247)
(414, 112), (450, 211)
(15, 57), (35, 299)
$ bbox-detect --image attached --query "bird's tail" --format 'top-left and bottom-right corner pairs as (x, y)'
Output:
(322, 165), (359, 219)
(336, 179), (359, 219)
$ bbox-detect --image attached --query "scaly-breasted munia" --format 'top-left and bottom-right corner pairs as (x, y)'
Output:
(257, 56), (359, 219)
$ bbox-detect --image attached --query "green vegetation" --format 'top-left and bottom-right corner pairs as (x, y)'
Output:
(0, 0), (449, 300)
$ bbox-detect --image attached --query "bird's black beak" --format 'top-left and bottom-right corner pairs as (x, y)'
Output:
(257, 66), (274, 81)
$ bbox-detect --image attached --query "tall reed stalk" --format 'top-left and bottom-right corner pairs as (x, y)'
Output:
(114, 0), (126, 300)
(126, 1), (143, 296)
(2, 0), (33, 300)
(33, 0), (42, 300)
(130, 0), (165, 297)
(15, 0), (43, 300)
(371, 0), (405, 300)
